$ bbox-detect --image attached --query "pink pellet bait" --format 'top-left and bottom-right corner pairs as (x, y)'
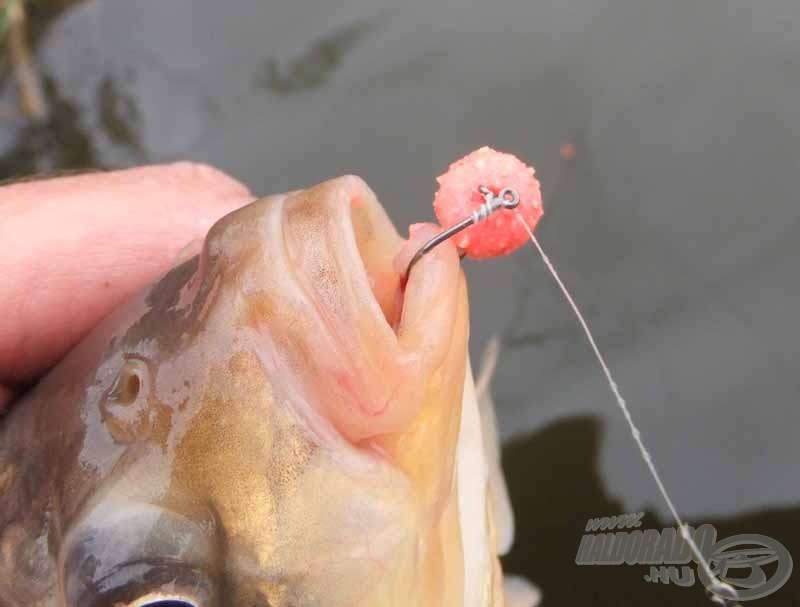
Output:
(433, 146), (543, 259)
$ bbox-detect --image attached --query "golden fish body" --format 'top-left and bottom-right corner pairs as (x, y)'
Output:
(0, 177), (523, 607)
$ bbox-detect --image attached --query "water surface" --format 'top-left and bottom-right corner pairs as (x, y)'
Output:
(2, 1), (798, 603)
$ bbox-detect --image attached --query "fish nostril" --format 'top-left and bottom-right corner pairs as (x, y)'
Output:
(111, 359), (148, 405)
(119, 373), (140, 403)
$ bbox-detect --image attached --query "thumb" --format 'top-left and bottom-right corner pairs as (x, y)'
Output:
(0, 162), (254, 407)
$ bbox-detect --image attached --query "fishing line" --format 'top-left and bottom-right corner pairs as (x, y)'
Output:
(514, 212), (736, 604)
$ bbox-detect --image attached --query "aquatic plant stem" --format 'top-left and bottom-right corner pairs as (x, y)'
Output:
(4, 0), (47, 120)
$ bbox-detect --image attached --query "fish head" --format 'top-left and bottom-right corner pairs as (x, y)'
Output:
(29, 176), (483, 607)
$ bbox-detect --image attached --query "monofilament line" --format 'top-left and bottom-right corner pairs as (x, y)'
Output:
(514, 212), (722, 592)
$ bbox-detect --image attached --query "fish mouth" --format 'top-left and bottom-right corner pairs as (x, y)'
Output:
(217, 175), (468, 453)
(282, 175), (460, 340)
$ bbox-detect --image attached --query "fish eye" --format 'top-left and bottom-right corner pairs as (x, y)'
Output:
(135, 601), (198, 607)
(63, 505), (217, 607)
(124, 594), (200, 607)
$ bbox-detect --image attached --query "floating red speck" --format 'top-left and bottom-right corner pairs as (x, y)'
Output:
(433, 146), (543, 259)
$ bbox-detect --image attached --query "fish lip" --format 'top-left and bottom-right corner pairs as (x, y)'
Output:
(219, 175), (463, 444)
(281, 175), (408, 335)
(248, 176), (461, 443)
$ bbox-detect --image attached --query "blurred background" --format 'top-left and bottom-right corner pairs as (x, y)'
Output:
(1, 0), (798, 604)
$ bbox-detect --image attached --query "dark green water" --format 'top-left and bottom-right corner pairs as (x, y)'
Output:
(1, 1), (798, 604)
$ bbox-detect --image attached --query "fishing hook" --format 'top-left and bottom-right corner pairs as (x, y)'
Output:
(404, 185), (520, 277)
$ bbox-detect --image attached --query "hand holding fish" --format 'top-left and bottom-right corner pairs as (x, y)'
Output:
(0, 163), (254, 410)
